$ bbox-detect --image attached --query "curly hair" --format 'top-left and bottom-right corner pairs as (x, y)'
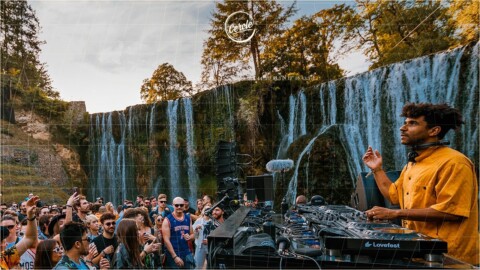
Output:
(401, 103), (464, 139)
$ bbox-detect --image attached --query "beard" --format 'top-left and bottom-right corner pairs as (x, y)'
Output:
(401, 134), (428, 146)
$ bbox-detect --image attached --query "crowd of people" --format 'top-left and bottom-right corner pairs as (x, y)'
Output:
(0, 192), (226, 269)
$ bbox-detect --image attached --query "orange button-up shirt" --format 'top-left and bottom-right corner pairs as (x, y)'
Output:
(389, 146), (479, 265)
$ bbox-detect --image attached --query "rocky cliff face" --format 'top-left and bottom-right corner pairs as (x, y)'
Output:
(0, 102), (88, 204)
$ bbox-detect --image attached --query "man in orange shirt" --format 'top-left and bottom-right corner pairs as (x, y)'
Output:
(363, 103), (479, 265)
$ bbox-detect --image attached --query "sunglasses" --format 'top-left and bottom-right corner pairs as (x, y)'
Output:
(19, 232), (25, 237)
(156, 218), (163, 222)
(104, 222), (116, 227)
(174, 204), (184, 208)
(159, 201), (167, 203)
(53, 246), (64, 253)
(6, 225), (15, 230)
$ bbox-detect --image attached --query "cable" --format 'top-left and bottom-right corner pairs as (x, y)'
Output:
(387, 3), (443, 53)
(285, 250), (322, 270)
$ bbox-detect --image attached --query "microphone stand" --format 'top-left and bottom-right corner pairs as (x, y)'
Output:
(280, 168), (289, 214)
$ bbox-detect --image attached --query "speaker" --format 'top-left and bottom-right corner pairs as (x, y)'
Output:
(246, 174), (274, 202)
(215, 141), (237, 190)
(351, 170), (401, 211)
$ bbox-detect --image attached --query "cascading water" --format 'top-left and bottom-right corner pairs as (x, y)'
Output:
(85, 43), (477, 206)
(285, 83), (337, 204)
(280, 91), (307, 158)
(286, 125), (332, 204)
(460, 43), (479, 159)
(147, 103), (158, 191)
(275, 110), (287, 159)
(285, 42), (478, 201)
(89, 112), (128, 206)
(167, 100), (180, 198)
(183, 98), (199, 204)
(216, 85), (235, 141)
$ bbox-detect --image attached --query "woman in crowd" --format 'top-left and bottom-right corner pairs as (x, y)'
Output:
(34, 239), (64, 269)
(153, 215), (164, 242)
(193, 204), (212, 270)
(86, 214), (100, 242)
(37, 215), (51, 240)
(105, 202), (119, 220)
(194, 199), (203, 217)
(114, 219), (159, 269)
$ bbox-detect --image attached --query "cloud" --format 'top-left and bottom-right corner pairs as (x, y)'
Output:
(31, 0), (214, 112)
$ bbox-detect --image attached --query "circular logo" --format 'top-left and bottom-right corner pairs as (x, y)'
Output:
(224, 11), (256, 43)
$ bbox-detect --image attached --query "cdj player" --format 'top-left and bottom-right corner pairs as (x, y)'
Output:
(207, 205), (473, 269)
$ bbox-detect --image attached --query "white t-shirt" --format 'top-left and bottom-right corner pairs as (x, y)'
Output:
(192, 217), (212, 246)
(19, 248), (36, 270)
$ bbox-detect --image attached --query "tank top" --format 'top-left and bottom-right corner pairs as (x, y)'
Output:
(165, 213), (191, 257)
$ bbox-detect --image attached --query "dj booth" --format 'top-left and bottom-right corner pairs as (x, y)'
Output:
(207, 205), (473, 269)
(210, 146), (473, 269)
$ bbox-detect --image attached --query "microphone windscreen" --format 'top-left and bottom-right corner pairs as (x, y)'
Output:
(266, 159), (294, 172)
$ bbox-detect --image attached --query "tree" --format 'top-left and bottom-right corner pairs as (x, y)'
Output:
(263, 4), (354, 85)
(200, 0), (296, 88)
(140, 63), (193, 103)
(200, 35), (248, 90)
(1, 0), (54, 96)
(448, 0), (479, 43)
(344, 0), (458, 69)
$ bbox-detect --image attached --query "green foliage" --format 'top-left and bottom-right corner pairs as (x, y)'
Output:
(20, 86), (68, 118)
(263, 4), (352, 85)
(1, 0), (57, 97)
(448, 0), (479, 43)
(200, 0), (296, 88)
(237, 96), (260, 149)
(140, 63), (193, 103)
(345, 0), (459, 69)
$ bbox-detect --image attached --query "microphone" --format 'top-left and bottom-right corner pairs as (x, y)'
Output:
(266, 159), (294, 173)
(276, 236), (290, 255)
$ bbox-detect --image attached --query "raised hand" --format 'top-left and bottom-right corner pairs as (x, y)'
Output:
(67, 192), (80, 206)
(362, 146), (383, 170)
(25, 196), (40, 219)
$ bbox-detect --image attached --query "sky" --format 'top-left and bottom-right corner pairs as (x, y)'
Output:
(30, 0), (369, 113)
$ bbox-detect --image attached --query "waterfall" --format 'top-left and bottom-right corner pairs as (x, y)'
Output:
(287, 95), (296, 146)
(148, 103), (158, 191)
(282, 91), (307, 157)
(183, 98), (199, 204)
(298, 91), (307, 136)
(460, 43), (479, 159)
(275, 110), (288, 159)
(89, 112), (128, 206)
(167, 100), (180, 198)
(286, 125), (332, 204)
(148, 103), (156, 143)
(285, 83), (337, 203)
(215, 85), (235, 141)
(285, 43), (478, 199)
(85, 43), (477, 207)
